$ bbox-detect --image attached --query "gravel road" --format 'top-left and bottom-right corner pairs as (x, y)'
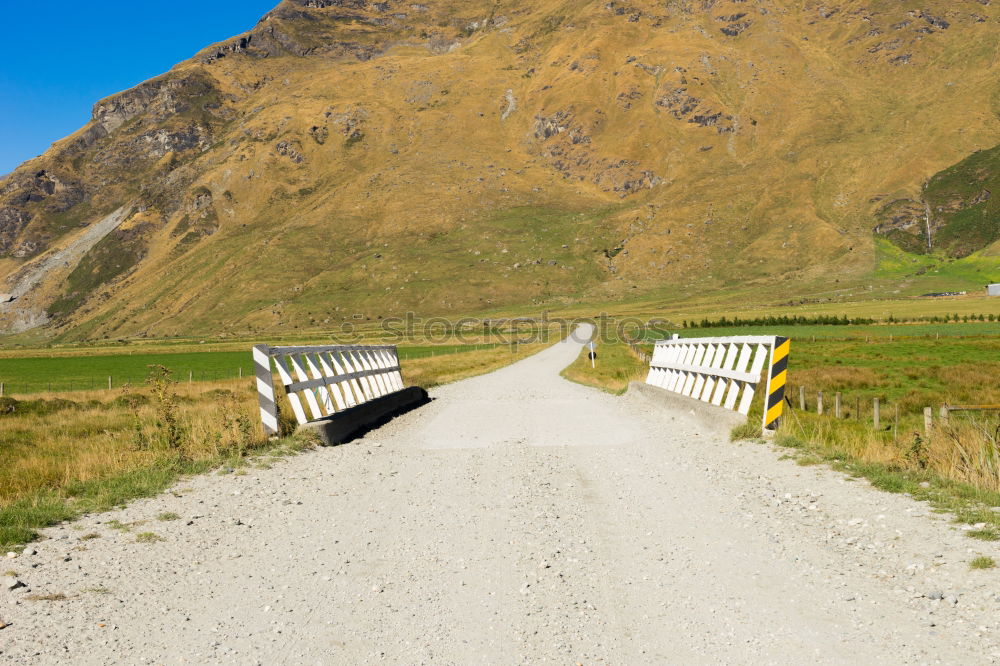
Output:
(3, 330), (999, 664)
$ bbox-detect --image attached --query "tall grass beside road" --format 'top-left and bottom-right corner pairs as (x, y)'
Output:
(401, 343), (546, 388)
(560, 341), (648, 394)
(0, 343), (546, 549)
(0, 374), (301, 548)
(772, 413), (1000, 542)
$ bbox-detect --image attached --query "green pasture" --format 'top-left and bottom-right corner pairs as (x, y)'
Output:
(0, 343), (502, 395)
(631, 322), (1000, 417)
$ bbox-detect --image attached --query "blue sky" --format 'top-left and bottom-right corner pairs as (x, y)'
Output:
(0, 1), (278, 175)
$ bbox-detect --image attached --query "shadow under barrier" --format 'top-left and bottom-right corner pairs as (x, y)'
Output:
(298, 386), (431, 446)
(628, 381), (746, 437)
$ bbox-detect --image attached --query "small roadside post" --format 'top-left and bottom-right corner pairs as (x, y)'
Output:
(588, 341), (597, 369)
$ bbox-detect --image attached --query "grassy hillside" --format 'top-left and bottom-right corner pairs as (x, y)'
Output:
(927, 144), (1000, 258)
(876, 142), (1000, 262)
(0, 0), (998, 340)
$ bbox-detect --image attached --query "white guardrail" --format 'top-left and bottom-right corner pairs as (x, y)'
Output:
(253, 344), (405, 436)
(646, 335), (790, 431)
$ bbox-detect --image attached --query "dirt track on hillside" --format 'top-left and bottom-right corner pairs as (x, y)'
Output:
(3, 330), (999, 664)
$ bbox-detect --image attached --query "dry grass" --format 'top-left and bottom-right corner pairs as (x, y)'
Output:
(791, 366), (882, 391)
(0, 378), (269, 505)
(399, 343), (546, 388)
(784, 411), (1000, 492)
(927, 419), (1000, 492)
(135, 532), (163, 543)
(0, 374), (313, 547)
(770, 406), (1000, 545)
(761, 333), (1000, 534)
(0, 343), (545, 547)
(24, 593), (69, 602)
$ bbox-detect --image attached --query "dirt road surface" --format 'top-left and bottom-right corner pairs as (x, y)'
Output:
(3, 331), (999, 664)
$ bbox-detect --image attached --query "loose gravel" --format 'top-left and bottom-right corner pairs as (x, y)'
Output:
(2, 331), (999, 664)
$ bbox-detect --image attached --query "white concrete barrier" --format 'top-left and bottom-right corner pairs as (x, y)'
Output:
(253, 344), (404, 436)
(646, 335), (790, 431)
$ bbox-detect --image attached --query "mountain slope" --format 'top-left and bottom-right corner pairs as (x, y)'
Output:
(1, 0), (998, 339)
(876, 142), (1000, 258)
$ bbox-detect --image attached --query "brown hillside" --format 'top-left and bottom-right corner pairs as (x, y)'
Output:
(0, 0), (998, 339)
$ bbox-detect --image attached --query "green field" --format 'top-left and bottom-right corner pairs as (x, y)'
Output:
(655, 322), (1000, 412)
(0, 343), (503, 395)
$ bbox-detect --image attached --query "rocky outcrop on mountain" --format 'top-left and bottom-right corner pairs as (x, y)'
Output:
(0, 66), (225, 263)
(0, 170), (85, 255)
(91, 72), (219, 134)
(656, 87), (735, 134)
(0, 206), (31, 255)
(2, 170), (83, 214)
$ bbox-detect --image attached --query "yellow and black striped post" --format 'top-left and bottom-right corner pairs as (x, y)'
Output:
(764, 336), (790, 431)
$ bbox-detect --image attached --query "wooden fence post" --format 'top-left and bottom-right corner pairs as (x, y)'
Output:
(799, 385), (806, 411)
(817, 391), (824, 416)
(108, 376), (112, 390)
(835, 392), (842, 419)
(873, 398), (880, 430)
(923, 407), (933, 435)
(939, 405), (950, 425)
(0, 382), (4, 398)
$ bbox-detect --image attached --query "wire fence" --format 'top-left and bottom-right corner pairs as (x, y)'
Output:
(785, 386), (1000, 439)
(0, 368), (253, 396)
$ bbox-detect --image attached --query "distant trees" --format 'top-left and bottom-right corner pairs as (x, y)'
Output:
(689, 314), (876, 329)
(685, 312), (998, 328)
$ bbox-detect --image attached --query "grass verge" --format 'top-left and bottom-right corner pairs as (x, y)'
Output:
(729, 421), (1000, 545)
(0, 343), (544, 549)
(0, 433), (316, 549)
(559, 341), (647, 394)
(401, 342), (546, 388)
